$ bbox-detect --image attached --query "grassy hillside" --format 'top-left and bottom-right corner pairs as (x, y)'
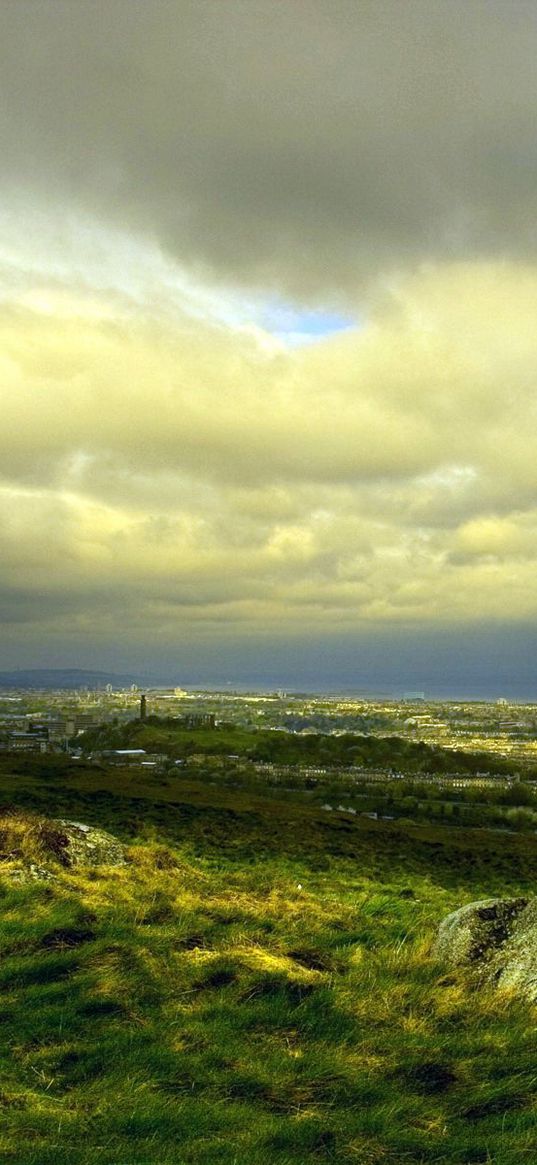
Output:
(78, 716), (533, 776)
(0, 759), (536, 1164)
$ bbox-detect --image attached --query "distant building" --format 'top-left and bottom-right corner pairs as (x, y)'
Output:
(101, 748), (146, 764)
(99, 748), (166, 768)
(5, 731), (49, 753)
(179, 713), (216, 729)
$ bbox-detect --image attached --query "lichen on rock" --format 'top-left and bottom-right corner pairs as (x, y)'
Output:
(433, 897), (528, 966)
(54, 820), (126, 867)
(433, 896), (537, 1002)
(0, 811), (126, 875)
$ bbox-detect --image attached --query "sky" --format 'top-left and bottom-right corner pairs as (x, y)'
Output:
(1, 0), (537, 695)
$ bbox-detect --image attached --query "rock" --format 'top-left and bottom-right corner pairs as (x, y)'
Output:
(53, 820), (126, 867)
(6, 863), (56, 883)
(0, 812), (126, 875)
(432, 896), (537, 1001)
(433, 898), (528, 966)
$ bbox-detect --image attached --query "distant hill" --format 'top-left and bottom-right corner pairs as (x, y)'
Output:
(0, 668), (147, 690)
(79, 716), (531, 778)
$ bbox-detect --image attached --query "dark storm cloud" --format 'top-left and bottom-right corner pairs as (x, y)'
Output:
(2, 0), (537, 298)
(3, 0), (537, 683)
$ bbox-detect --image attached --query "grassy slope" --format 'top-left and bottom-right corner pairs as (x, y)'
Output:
(1, 761), (537, 1164)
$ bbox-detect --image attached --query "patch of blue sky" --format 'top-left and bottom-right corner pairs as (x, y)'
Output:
(257, 299), (357, 347)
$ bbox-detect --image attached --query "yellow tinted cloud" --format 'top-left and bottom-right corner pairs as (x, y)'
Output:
(1, 262), (537, 649)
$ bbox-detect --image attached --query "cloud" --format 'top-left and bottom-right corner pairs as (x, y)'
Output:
(0, 261), (537, 662)
(2, 3), (537, 673)
(2, 2), (537, 298)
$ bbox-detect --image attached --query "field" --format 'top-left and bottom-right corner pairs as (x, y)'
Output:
(0, 758), (536, 1164)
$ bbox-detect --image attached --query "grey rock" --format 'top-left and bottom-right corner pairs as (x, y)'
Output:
(0, 815), (126, 878)
(54, 820), (126, 867)
(433, 897), (528, 966)
(7, 863), (56, 883)
(490, 898), (537, 998)
(433, 896), (537, 1000)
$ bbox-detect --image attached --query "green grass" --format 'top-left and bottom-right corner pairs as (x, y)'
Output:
(0, 764), (537, 1162)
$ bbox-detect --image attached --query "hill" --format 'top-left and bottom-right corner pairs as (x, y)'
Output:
(0, 756), (536, 1164)
(80, 715), (533, 777)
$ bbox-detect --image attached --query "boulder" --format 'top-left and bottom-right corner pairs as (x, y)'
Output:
(433, 896), (537, 1001)
(53, 820), (126, 867)
(433, 897), (528, 966)
(0, 812), (126, 873)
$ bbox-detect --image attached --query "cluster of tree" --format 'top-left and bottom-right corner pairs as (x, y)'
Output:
(277, 712), (394, 734)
